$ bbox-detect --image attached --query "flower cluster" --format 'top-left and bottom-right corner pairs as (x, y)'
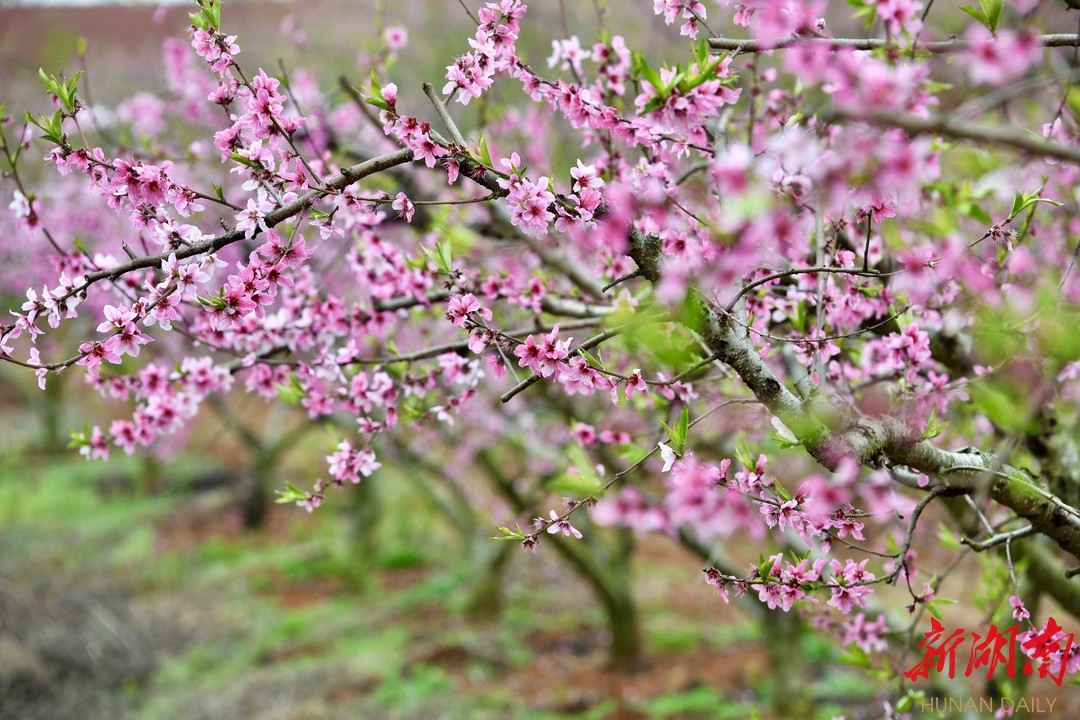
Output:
(652, 0), (708, 39)
(443, 0), (527, 104)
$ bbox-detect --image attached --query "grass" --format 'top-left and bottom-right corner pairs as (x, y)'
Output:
(0, 447), (891, 720)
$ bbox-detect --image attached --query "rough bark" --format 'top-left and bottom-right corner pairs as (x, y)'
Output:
(625, 230), (1080, 563)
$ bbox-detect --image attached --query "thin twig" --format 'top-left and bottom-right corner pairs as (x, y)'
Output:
(602, 271), (641, 293)
(454, 0), (479, 25)
(72, 148), (415, 292)
(423, 82), (468, 147)
(725, 266), (887, 313)
(961, 524), (1037, 552)
(889, 486), (945, 587)
(499, 324), (624, 403)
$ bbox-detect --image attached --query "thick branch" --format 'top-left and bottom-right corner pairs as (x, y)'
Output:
(825, 109), (1080, 165)
(625, 230), (1080, 561)
(77, 148), (416, 288)
(707, 33), (1080, 55)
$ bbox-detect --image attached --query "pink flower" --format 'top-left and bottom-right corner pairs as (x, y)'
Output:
(235, 190), (274, 239)
(381, 82), (398, 109)
(761, 498), (802, 531)
(624, 369), (647, 400)
(106, 323), (152, 359)
(506, 175), (556, 236)
(384, 25), (408, 52)
(828, 583), (873, 614)
(79, 426), (110, 461)
(109, 419), (140, 455)
(539, 324), (572, 365)
(546, 509), (583, 539)
(842, 613), (889, 653)
(1010, 595), (1030, 622)
(392, 192), (415, 222)
(446, 293), (489, 327)
(963, 26), (1042, 86)
(514, 334), (547, 376)
(326, 440), (381, 485)
(97, 304), (137, 333)
(570, 160), (603, 192)
(573, 423), (597, 446)
(410, 132), (448, 169)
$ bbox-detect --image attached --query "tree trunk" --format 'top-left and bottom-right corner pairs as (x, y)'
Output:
(464, 540), (514, 619)
(599, 577), (643, 672)
(239, 448), (276, 529)
(763, 609), (810, 718)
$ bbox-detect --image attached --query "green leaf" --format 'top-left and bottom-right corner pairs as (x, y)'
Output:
(837, 645), (872, 668)
(190, 0), (221, 31)
(228, 151), (262, 169)
(637, 54), (663, 91)
(274, 481), (309, 504)
(1066, 86), (1080, 123)
(969, 380), (1035, 434)
(921, 407), (950, 440)
(657, 407), (689, 454)
(962, 202), (993, 226)
(959, 5), (989, 29)
(275, 375), (307, 406)
(789, 302), (807, 333)
(38, 68), (56, 94)
(492, 524), (527, 541)
(67, 428), (87, 450)
(938, 522), (962, 551)
(1010, 190), (1025, 217)
(662, 72), (686, 97)
(756, 554), (772, 580)
(477, 135), (492, 167)
(980, 0), (1002, 33)
(694, 38), (708, 66)
(734, 443), (755, 470)
(421, 241), (454, 275)
(1011, 191), (1063, 218)
(578, 348), (604, 369)
(364, 96), (391, 112)
(772, 478), (792, 503)
(552, 443), (602, 495)
(547, 472), (601, 496)
(641, 96), (666, 114)
(922, 599), (945, 620)
(65, 71), (84, 98)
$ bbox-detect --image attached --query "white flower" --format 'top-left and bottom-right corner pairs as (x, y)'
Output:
(658, 442), (677, 472)
(771, 416), (797, 443)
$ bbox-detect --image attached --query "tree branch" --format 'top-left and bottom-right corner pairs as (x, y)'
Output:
(75, 148), (417, 290)
(707, 33), (1080, 55)
(624, 227), (1080, 561)
(824, 109), (1080, 165)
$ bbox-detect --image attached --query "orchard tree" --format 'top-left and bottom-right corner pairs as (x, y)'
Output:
(4, 0), (1080, 709)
